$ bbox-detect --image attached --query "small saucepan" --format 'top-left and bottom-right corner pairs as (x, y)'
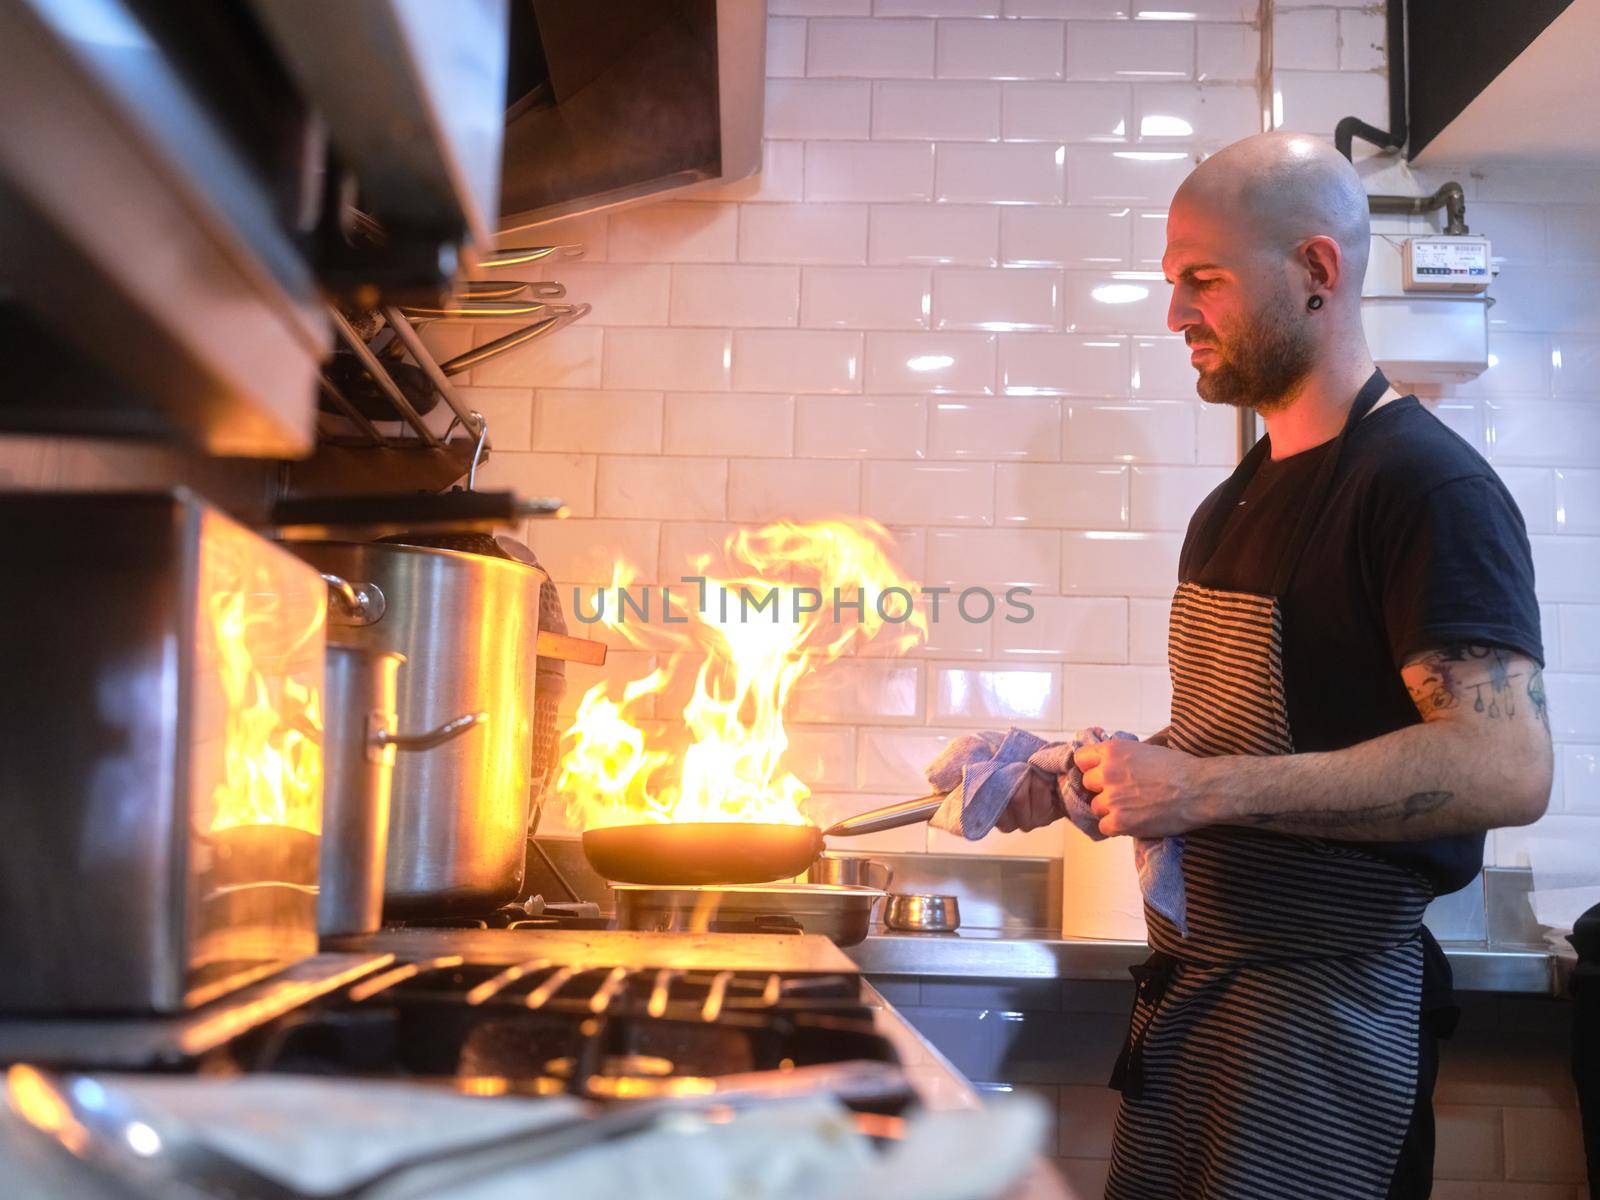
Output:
(580, 793), (947, 887)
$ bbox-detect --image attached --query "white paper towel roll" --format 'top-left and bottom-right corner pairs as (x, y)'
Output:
(1061, 830), (1148, 941)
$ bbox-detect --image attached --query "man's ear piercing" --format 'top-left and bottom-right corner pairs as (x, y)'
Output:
(1307, 294), (1324, 311)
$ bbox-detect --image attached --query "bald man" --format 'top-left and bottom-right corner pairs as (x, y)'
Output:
(1021, 133), (1551, 1197)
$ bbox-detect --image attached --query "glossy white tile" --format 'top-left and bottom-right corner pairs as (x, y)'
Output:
(473, 326), (603, 388)
(1195, 23), (1257, 82)
(1560, 605), (1600, 669)
(1001, 333), (1131, 396)
(1066, 146), (1194, 205)
(669, 265), (801, 327)
(1129, 464), (1228, 529)
(1132, 209), (1169, 265)
(1132, 335), (1197, 397)
(793, 661), (925, 722)
(535, 263), (671, 326)
(1195, 400), (1238, 465)
(1004, 0), (1129, 14)
(1133, 83), (1259, 142)
(1272, 70), (1385, 136)
(782, 725), (858, 791)
(873, 81), (1002, 141)
(608, 202), (738, 262)
(766, 16), (808, 77)
(772, 0), (869, 11)
(1064, 270), (1172, 334)
(1067, 21), (1193, 81)
(934, 267), (1063, 331)
(1271, 9), (1337, 71)
(1002, 82), (1131, 143)
(1128, 596), (1171, 663)
(863, 461), (996, 525)
(1555, 468), (1600, 535)
(596, 456), (728, 521)
(807, 17), (936, 77)
(870, 204), (1000, 266)
(1060, 530), (1183, 596)
(764, 79), (872, 139)
(452, 385), (533, 451)
(1488, 401), (1600, 467)
(1494, 466), (1556, 535)
(1529, 535), (1600, 603)
(805, 140), (937, 201)
(728, 457), (862, 521)
(993, 595), (1129, 662)
(877, 0), (1001, 13)
(1132, 0), (1254, 15)
(1064, 400), (1196, 463)
(1553, 337), (1600, 395)
(937, 17), (1064, 79)
(532, 389), (663, 454)
(1338, 8), (1387, 72)
(857, 728), (956, 790)
(933, 664), (1061, 726)
(936, 142), (1065, 205)
(866, 331), (998, 394)
(802, 266), (932, 329)
(733, 329), (863, 392)
(475, 452), (596, 518)
(929, 396), (1063, 460)
(996, 462), (1129, 526)
(662, 393), (795, 458)
(1060, 663), (1146, 732)
(925, 528), (1062, 587)
(1451, 331), (1548, 396)
(527, 518), (660, 585)
(1002, 207), (1132, 268)
(740, 204), (870, 264)
(794, 395), (929, 458)
(603, 328), (732, 391)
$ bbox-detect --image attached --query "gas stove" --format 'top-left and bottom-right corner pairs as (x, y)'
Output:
(0, 929), (912, 1115)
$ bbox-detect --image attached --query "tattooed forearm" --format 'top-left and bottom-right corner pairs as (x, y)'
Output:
(1245, 790), (1453, 832)
(1403, 644), (1542, 724)
(1527, 668), (1550, 733)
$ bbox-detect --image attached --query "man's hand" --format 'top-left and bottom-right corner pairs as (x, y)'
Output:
(992, 770), (1068, 834)
(1073, 739), (1210, 838)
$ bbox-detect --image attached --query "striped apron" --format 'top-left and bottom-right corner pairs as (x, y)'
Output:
(1104, 372), (1436, 1200)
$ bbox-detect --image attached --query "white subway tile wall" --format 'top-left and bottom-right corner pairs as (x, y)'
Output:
(0, 2), (1588, 1196)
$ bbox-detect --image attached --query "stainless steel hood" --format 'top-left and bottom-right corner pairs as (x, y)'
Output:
(498, 0), (766, 233)
(0, 0), (509, 458)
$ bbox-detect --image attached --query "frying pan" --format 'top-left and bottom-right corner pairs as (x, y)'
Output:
(580, 792), (948, 886)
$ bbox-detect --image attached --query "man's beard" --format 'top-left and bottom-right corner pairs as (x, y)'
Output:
(1189, 300), (1315, 413)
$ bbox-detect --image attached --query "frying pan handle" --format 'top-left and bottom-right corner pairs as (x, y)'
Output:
(824, 792), (947, 838)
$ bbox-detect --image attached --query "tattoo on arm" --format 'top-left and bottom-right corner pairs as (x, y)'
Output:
(1246, 790), (1453, 832)
(1404, 644), (1547, 728)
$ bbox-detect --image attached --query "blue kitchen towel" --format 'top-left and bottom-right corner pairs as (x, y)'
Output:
(925, 727), (1187, 937)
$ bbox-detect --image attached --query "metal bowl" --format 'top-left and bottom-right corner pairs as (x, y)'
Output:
(883, 893), (960, 933)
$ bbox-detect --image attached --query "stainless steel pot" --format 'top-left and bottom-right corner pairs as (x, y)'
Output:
(883, 893), (961, 934)
(806, 854), (893, 891)
(612, 883), (884, 948)
(319, 644), (485, 936)
(291, 541), (539, 915)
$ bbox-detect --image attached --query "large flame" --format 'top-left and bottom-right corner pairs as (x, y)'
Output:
(558, 519), (927, 831)
(201, 530), (323, 836)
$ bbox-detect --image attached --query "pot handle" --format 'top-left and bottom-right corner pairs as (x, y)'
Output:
(378, 711), (488, 752)
(321, 573), (386, 626)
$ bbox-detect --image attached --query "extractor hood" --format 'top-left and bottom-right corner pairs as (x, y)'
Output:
(497, 0), (766, 233)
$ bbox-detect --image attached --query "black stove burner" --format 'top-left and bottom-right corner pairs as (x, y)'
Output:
(236, 960), (907, 1112)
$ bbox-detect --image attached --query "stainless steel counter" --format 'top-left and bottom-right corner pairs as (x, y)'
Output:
(849, 929), (1571, 996)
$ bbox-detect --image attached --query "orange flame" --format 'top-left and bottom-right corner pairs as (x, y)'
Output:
(201, 527), (323, 836)
(557, 519), (927, 831)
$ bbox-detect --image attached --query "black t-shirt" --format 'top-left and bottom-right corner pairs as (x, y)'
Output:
(1179, 395), (1542, 895)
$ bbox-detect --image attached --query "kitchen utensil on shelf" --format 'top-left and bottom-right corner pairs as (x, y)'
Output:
(318, 645), (484, 937)
(289, 541), (542, 916)
(0, 491), (325, 1012)
(806, 854), (894, 891)
(580, 791), (947, 887)
(613, 883), (886, 948)
(883, 893), (961, 934)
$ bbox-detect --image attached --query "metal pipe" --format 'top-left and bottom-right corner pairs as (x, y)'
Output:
(1368, 180), (1469, 234)
(1334, 0), (1409, 160)
(438, 303), (591, 376)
